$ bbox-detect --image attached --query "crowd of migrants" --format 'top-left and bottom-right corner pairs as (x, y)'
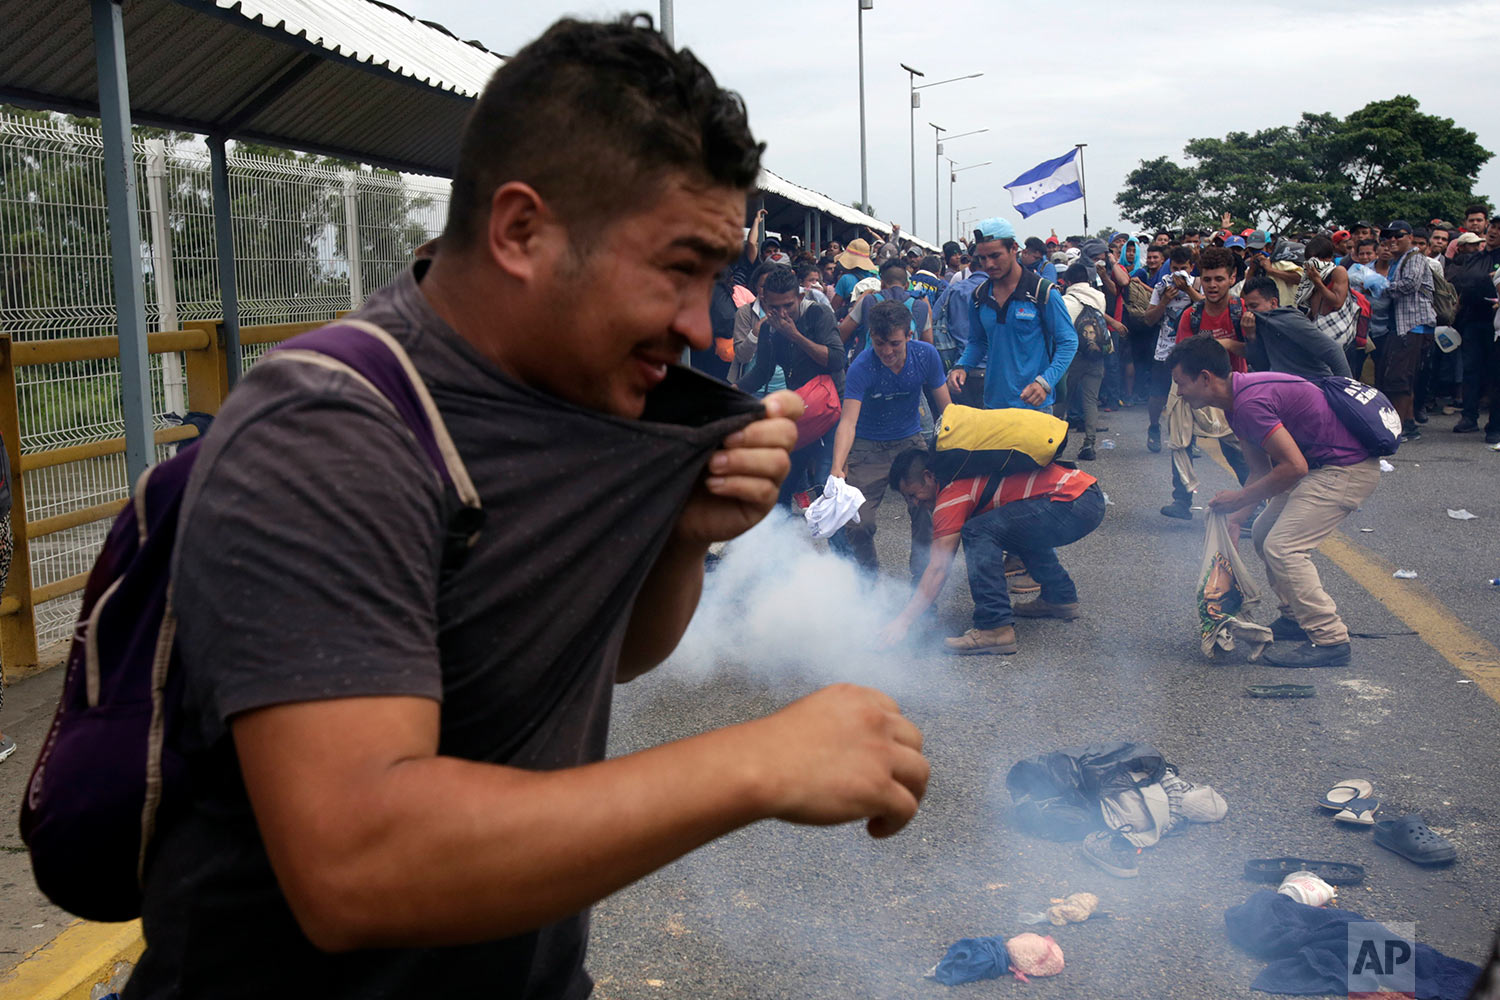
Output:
(686, 208), (1500, 677)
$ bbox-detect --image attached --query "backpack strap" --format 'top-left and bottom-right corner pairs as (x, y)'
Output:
(266, 321), (481, 514)
(975, 474), (1003, 518)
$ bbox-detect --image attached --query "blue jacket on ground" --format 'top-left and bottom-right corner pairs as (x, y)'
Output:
(957, 268), (1077, 409)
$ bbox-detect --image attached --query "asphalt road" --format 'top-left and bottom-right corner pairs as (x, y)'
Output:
(0, 401), (1495, 996)
(587, 401), (1500, 999)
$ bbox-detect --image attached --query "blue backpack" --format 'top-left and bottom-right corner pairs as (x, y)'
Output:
(20, 320), (482, 921)
(1236, 375), (1401, 459)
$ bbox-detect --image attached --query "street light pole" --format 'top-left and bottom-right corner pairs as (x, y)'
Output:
(903, 69), (982, 241)
(950, 162), (991, 242)
(933, 126), (988, 244)
(900, 63), (925, 234)
(858, 0), (873, 215)
(658, 0), (673, 44)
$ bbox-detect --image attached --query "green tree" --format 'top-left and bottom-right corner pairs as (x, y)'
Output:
(1115, 97), (1491, 232)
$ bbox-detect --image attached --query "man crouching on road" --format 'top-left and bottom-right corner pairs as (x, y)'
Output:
(125, 16), (928, 1000)
(876, 449), (1105, 654)
(1168, 336), (1379, 668)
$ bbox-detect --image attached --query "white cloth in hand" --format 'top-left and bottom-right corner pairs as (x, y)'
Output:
(804, 476), (866, 539)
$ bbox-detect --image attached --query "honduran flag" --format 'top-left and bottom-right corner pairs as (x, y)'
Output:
(1004, 149), (1083, 219)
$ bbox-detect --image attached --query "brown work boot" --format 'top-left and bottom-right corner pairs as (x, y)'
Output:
(1008, 571), (1041, 595)
(1011, 599), (1080, 621)
(1003, 553), (1026, 576)
(944, 625), (1019, 655)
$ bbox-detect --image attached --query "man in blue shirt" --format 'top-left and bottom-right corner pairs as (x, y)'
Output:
(1020, 237), (1059, 283)
(831, 300), (952, 576)
(947, 217), (1077, 410)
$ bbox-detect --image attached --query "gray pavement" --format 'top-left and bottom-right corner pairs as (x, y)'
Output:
(588, 401), (1500, 998)
(0, 400), (1495, 995)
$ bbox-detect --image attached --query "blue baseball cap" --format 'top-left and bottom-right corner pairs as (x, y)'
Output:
(1109, 231), (1127, 244)
(1224, 236), (1246, 249)
(972, 217), (1016, 243)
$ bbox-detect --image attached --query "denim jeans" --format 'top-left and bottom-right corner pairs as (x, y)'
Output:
(960, 485), (1107, 629)
(779, 430), (833, 507)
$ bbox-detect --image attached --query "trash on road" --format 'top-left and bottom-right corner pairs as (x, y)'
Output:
(1393, 569), (1418, 579)
(1098, 439), (1115, 450)
(1379, 458), (1395, 472)
(1198, 513), (1273, 660)
(1278, 870), (1336, 907)
(927, 933), (1065, 985)
(1101, 491), (1114, 506)
(1018, 892), (1103, 926)
(1359, 527), (1375, 532)
(1247, 684), (1315, 698)
(1489, 578), (1500, 587)
(1447, 508), (1478, 520)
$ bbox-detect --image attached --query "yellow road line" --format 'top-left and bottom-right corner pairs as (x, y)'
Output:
(0, 919), (143, 1000)
(1202, 440), (1500, 702)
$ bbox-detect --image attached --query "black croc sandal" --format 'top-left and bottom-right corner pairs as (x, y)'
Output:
(1373, 814), (1457, 865)
(1244, 857), (1366, 886)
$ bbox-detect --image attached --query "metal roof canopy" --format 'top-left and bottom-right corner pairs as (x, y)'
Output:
(0, 0), (506, 486)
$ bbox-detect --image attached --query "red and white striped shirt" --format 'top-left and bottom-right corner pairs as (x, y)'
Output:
(931, 464), (1096, 538)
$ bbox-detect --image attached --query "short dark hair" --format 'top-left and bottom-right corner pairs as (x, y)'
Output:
(920, 254), (944, 274)
(942, 241), (962, 257)
(1305, 235), (1336, 259)
(879, 259), (908, 281)
(794, 261), (820, 282)
(1466, 204), (1488, 218)
(1356, 237), (1378, 250)
(1169, 246), (1193, 265)
(1062, 262), (1091, 285)
(760, 264), (799, 297)
(1145, 244), (1165, 257)
(1166, 334), (1230, 379)
(1198, 246), (1235, 274)
(1024, 236), (1047, 254)
(888, 448), (931, 492)
(1240, 275), (1279, 303)
(1412, 227), (1430, 240)
(869, 300), (912, 339)
(749, 260), (781, 292)
(442, 15), (763, 249)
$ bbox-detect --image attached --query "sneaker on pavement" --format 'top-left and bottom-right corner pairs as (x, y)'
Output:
(1453, 418), (1480, 433)
(1262, 641), (1351, 668)
(1400, 422), (1421, 443)
(1160, 500), (1193, 520)
(1413, 407), (1428, 424)
(1080, 831), (1140, 878)
(1486, 430), (1500, 445)
(1147, 425), (1162, 453)
(1012, 599), (1080, 621)
(1077, 445), (1097, 461)
(944, 625), (1019, 656)
(0, 735), (16, 763)
(1268, 615), (1309, 642)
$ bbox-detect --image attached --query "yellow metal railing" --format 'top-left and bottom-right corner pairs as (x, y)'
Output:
(0, 318), (327, 681)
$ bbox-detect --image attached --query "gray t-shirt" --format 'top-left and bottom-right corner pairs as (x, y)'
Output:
(126, 264), (761, 1000)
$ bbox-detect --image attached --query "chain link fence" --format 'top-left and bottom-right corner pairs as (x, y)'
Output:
(0, 109), (451, 646)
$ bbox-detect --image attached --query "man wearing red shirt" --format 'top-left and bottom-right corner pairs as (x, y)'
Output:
(876, 450), (1106, 655)
(1160, 246), (1251, 520)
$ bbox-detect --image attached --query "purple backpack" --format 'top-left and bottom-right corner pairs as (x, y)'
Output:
(20, 320), (481, 921)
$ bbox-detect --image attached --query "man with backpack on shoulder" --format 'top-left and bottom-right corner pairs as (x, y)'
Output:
(838, 259), (933, 357)
(1378, 220), (1436, 441)
(1169, 336), (1381, 668)
(79, 19), (930, 999)
(946, 218), (1077, 411)
(1057, 262), (1120, 461)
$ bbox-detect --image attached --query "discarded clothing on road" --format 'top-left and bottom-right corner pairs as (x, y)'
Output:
(1224, 890), (1481, 998)
(928, 933), (1064, 985)
(1006, 743), (1227, 846)
(1198, 513), (1273, 661)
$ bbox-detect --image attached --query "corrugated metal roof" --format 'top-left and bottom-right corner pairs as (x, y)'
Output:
(0, 1), (936, 244)
(758, 169), (938, 251)
(0, 0), (501, 175)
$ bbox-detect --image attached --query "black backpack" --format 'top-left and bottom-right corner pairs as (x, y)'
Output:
(1188, 298), (1243, 337)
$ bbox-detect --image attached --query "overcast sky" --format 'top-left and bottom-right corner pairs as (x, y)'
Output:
(398, 0), (1500, 243)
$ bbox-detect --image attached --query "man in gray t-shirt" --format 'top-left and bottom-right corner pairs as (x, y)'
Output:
(126, 18), (927, 1000)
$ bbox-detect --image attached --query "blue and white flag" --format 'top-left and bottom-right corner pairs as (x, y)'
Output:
(1004, 149), (1083, 219)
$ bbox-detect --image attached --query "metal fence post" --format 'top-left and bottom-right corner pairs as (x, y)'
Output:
(0, 336), (39, 679)
(91, 0), (155, 489)
(144, 138), (187, 415)
(208, 135), (243, 387)
(343, 171), (364, 309)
